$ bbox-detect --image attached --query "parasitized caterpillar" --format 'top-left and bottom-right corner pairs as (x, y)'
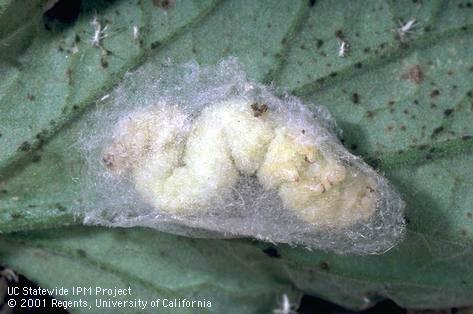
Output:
(78, 58), (405, 254)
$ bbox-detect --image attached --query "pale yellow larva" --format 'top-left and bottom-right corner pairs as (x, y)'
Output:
(103, 99), (378, 228)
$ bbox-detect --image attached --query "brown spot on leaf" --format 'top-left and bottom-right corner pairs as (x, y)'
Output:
(401, 65), (424, 84)
(153, 0), (175, 10)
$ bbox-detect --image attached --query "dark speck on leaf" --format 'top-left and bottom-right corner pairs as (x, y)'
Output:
(151, 41), (161, 49)
(316, 39), (324, 49)
(444, 108), (453, 116)
(77, 249), (87, 257)
(366, 156), (381, 169)
(462, 135), (472, 141)
(11, 212), (22, 219)
(36, 130), (48, 140)
(19, 141), (31, 152)
(354, 62), (362, 69)
(319, 262), (329, 270)
(351, 93), (360, 104)
(432, 126), (444, 137)
(100, 57), (108, 68)
(309, 0), (316, 7)
(27, 94), (35, 101)
(335, 29), (344, 39)
(56, 203), (67, 211)
(262, 246), (280, 258)
(430, 89), (440, 98)
(154, 0), (175, 10)
(329, 72), (337, 77)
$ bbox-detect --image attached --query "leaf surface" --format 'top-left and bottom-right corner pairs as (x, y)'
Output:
(1, 0), (473, 311)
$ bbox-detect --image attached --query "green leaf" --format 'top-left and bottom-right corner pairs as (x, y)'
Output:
(1, 0), (473, 311)
(0, 227), (301, 313)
